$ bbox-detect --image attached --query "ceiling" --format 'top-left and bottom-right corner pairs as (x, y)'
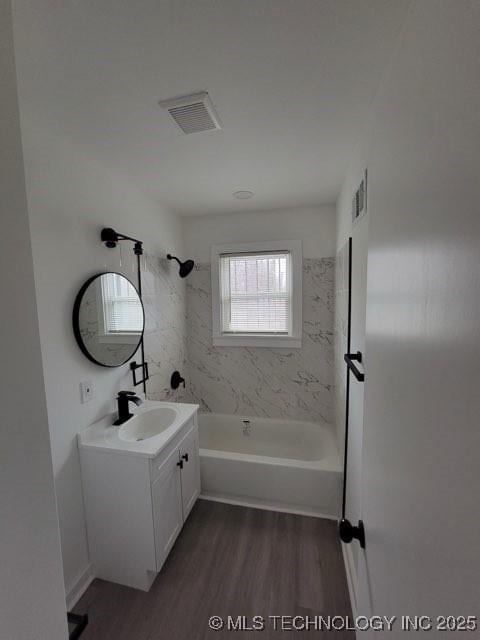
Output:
(13, 0), (410, 216)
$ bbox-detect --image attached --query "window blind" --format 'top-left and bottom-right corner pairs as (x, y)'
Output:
(101, 273), (143, 334)
(219, 251), (291, 334)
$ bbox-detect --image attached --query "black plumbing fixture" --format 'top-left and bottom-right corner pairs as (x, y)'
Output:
(170, 371), (185, 390)
(113, 390), (143, 426)
(101, 227), (144, 256)
(100, 227), (119, 248)
(167, 254), (195, 278)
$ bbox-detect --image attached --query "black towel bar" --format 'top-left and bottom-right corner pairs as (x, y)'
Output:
(339, 238), (367, 549)
(344, 351), (365, 382)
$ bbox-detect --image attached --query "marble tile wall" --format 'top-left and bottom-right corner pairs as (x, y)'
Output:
(142, 254), (188, 402)
(184, 258), (335, 424)
(334, 241), (350, 452)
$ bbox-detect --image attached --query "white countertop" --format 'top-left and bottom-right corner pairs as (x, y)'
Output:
(78, 400), (199, 458)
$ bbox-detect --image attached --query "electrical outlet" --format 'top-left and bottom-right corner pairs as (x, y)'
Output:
(80, 380), (94, 404)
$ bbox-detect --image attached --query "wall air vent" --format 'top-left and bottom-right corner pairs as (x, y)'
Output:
(158, 92), (221, 134)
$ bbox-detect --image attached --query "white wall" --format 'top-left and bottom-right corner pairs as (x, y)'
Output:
(183, 205), (336, 431)
(0, 2), (68, 637)
(13, 114), (184, 600)
(183, 206), (336, 262)
(345, 0), (480, 621)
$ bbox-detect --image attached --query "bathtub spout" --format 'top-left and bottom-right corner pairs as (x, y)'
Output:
(242, 420), (251, 436)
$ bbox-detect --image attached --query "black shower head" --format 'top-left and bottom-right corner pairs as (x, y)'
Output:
(167, 254), (195, 278)
(179, 259), (194, 278)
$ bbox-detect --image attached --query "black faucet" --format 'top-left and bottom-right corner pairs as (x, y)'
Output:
(113, 390), (143, 426)
(170, 371), (185, 390)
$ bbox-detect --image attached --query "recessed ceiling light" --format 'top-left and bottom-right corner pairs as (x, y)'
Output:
(233, 190), (254, 200)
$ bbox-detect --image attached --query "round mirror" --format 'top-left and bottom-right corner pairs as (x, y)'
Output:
(73, 272), (145, 367)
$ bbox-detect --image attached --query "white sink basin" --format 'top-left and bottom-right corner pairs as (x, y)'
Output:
(118, 406), (178, 442)
(78, 400), (199, 458)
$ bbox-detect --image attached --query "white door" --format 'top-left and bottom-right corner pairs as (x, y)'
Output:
(344, 215), (369, 609)
(151, 449), (183, 571)
(179, 425), (200, 520)
(356, 1), (480, 625)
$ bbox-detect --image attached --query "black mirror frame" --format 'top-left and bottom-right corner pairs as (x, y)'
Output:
(72, 272), (145, 368)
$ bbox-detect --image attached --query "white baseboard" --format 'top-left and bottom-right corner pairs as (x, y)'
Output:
(66, 564), (94, 611)
(341, 542), (358, 619)
(200, 492), (339, 521)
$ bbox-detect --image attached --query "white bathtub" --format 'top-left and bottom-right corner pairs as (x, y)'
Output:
(199, 413), (342, 518)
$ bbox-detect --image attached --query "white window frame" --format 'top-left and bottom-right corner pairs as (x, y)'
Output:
(211, 240), (302, 348)
(95, 275), (142, 345)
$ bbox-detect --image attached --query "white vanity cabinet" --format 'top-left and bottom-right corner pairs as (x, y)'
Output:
(178, 424), (200, 517)
(151, 448), (184, 572)
(79, 406), (200, 591)
(150, 425), (200, 571)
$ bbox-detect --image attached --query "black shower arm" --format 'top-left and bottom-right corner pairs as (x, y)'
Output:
(114, 234), (143, 255)
(116, 232), (137, 243)
(167, 254), (182, 266)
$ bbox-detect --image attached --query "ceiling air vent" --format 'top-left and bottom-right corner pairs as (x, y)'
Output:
(158, 92), (221, 134)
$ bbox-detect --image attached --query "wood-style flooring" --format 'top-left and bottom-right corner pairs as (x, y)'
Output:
(74, 499), (353, 639)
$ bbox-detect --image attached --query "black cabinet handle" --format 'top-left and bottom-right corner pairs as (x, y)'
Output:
(182, 453), (189, 462)
(344, 351), (365, 382)
(176, 460), (183, 469)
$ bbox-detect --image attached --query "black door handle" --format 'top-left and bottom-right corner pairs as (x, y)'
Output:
(182, 453), (189, 462)
(176, 460), (183, 469)
(344, 351), (365, 382)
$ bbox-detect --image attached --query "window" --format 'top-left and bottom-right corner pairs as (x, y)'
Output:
(220, 252), (290, 334)
(97, 273), (143, 343)
(211, 241), (302, 347)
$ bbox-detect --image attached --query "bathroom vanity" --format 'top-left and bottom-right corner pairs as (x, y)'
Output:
(78, 401), (200, 591)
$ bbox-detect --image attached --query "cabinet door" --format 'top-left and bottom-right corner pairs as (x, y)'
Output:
(151, 449), (183, 571)
(179, 425), (200, 520)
